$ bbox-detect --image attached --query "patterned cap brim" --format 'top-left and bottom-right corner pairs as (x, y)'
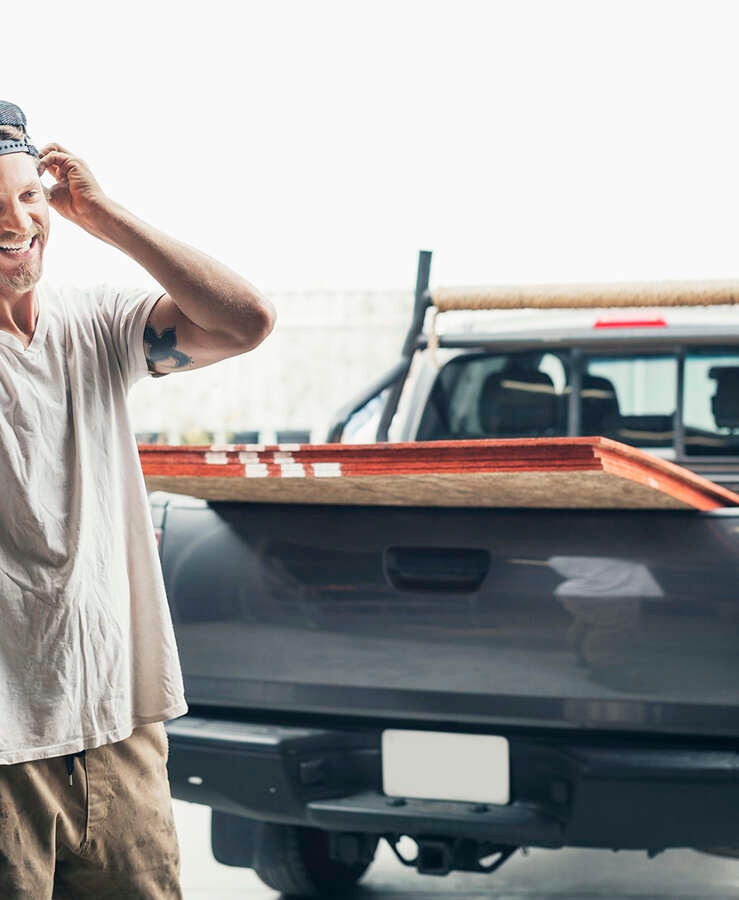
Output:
(0, 101), (39, 158)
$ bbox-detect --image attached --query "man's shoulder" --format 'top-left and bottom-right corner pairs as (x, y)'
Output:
(39, 283), (163, 352)
(40, 280), (104, 310)
(40, 284), (132, 346)
(42, 282), (159, 318)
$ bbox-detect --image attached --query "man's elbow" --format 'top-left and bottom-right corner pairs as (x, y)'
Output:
(241, 293), (276, 351)
(261, 295), (277, 337)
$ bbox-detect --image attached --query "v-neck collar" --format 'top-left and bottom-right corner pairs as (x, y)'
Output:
(0, 283), (48, 355)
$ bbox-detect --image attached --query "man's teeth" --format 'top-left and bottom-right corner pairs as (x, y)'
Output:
(0, 238), (33, 252)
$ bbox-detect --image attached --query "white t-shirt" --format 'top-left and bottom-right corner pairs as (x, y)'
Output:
(0, 281), (187, 764)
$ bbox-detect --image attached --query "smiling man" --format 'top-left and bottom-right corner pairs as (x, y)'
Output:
(0, 101), (275, 899)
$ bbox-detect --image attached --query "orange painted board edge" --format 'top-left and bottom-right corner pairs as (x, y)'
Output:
(139, 438), (739, 511)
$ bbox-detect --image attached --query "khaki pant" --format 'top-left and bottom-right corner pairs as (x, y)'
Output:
(0, 723), (182, 899)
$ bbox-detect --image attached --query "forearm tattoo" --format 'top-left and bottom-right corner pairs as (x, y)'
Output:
(144, 324), (193, 374)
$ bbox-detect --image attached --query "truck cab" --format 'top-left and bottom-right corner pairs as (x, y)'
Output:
(331, 266), (739, 492)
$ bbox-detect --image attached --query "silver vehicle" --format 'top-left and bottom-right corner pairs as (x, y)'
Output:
(160, 255), (739, 897)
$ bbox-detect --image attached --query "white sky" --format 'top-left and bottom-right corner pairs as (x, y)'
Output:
(4, 0), (739, 293)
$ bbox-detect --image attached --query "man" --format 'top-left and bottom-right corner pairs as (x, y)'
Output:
(0, 101), (275, 898)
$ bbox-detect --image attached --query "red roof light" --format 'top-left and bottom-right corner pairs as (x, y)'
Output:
(593, 317), (667, 329)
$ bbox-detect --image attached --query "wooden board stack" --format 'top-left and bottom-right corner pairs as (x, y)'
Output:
(139, 437), (739, 510)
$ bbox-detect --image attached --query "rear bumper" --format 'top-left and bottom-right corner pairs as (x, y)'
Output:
(166, 715), (739, 850)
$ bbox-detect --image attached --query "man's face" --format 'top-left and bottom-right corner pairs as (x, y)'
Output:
(0, 152), (49, 295)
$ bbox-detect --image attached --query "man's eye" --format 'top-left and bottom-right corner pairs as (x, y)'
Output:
(22, 191), (39, 201)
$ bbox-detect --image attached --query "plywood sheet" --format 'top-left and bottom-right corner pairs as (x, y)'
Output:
(140, 438), (739, 510)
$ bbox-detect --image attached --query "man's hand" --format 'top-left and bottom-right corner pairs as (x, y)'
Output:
(37, 144), (109, 227)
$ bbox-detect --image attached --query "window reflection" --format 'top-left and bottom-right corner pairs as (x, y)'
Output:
(548, 556), (663, 673)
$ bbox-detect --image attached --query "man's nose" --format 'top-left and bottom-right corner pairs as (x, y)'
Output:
(0, 198), (32, 235)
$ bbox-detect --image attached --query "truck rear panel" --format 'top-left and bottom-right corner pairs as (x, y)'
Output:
(158, 498), (739, 739)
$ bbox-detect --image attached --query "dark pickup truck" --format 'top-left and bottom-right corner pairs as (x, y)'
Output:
(151, 254), (739, 897)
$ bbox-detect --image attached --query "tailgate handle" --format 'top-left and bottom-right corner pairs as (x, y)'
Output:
(384, 547), (490, 593)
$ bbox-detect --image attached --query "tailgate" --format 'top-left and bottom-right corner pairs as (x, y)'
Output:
(159, 499), (739, 738)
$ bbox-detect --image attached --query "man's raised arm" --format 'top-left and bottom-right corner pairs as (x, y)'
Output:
(38, 143), (276, 374)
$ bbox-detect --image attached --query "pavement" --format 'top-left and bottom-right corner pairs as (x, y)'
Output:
(174, 799), (739, 899)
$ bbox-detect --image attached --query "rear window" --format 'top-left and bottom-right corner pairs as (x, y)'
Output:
(416, 347), (739, 456)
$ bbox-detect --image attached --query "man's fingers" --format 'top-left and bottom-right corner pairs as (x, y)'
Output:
(36, 144), (105, 218)
(38, 142), (73, 157)
(38, 150), (69, 177)
(38, 145), (91, 178)
(38, 150), (85, 180)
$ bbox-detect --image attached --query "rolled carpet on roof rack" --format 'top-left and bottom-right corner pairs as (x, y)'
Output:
(431, 280), (739, 311)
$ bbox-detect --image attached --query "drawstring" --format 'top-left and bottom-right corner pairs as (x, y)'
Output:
(64, 750), (86, 786)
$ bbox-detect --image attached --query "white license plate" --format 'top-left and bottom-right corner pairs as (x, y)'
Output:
(381, 729), (510, 805)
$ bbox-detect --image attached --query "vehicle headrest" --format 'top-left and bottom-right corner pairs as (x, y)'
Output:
(710, 366), (739, 429)
(578, 374), (621, 435)
(478, 367), (558, 436)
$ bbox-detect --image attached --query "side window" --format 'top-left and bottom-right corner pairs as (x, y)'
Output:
(342, 388), (391, 443)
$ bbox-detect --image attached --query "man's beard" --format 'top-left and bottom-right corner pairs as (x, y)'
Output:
(0, 256), (43, 293)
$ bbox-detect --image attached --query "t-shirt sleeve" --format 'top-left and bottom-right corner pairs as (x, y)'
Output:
(95, 284), (166, 388)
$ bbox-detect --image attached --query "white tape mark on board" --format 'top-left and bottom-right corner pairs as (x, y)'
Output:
(239, 452), (261, 464)
(273, 452), (295, 463)
(205, 452), (228, 465)
(277, 444), (301, 452)
(280, 463), (306, 478)
(312, 463), (342, 477)
(244, 463), (270, 477)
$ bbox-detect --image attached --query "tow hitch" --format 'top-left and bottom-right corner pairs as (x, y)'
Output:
(385, 834), (519, 876)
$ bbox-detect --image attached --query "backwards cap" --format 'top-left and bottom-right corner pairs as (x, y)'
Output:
(0, 101), (39, 158)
